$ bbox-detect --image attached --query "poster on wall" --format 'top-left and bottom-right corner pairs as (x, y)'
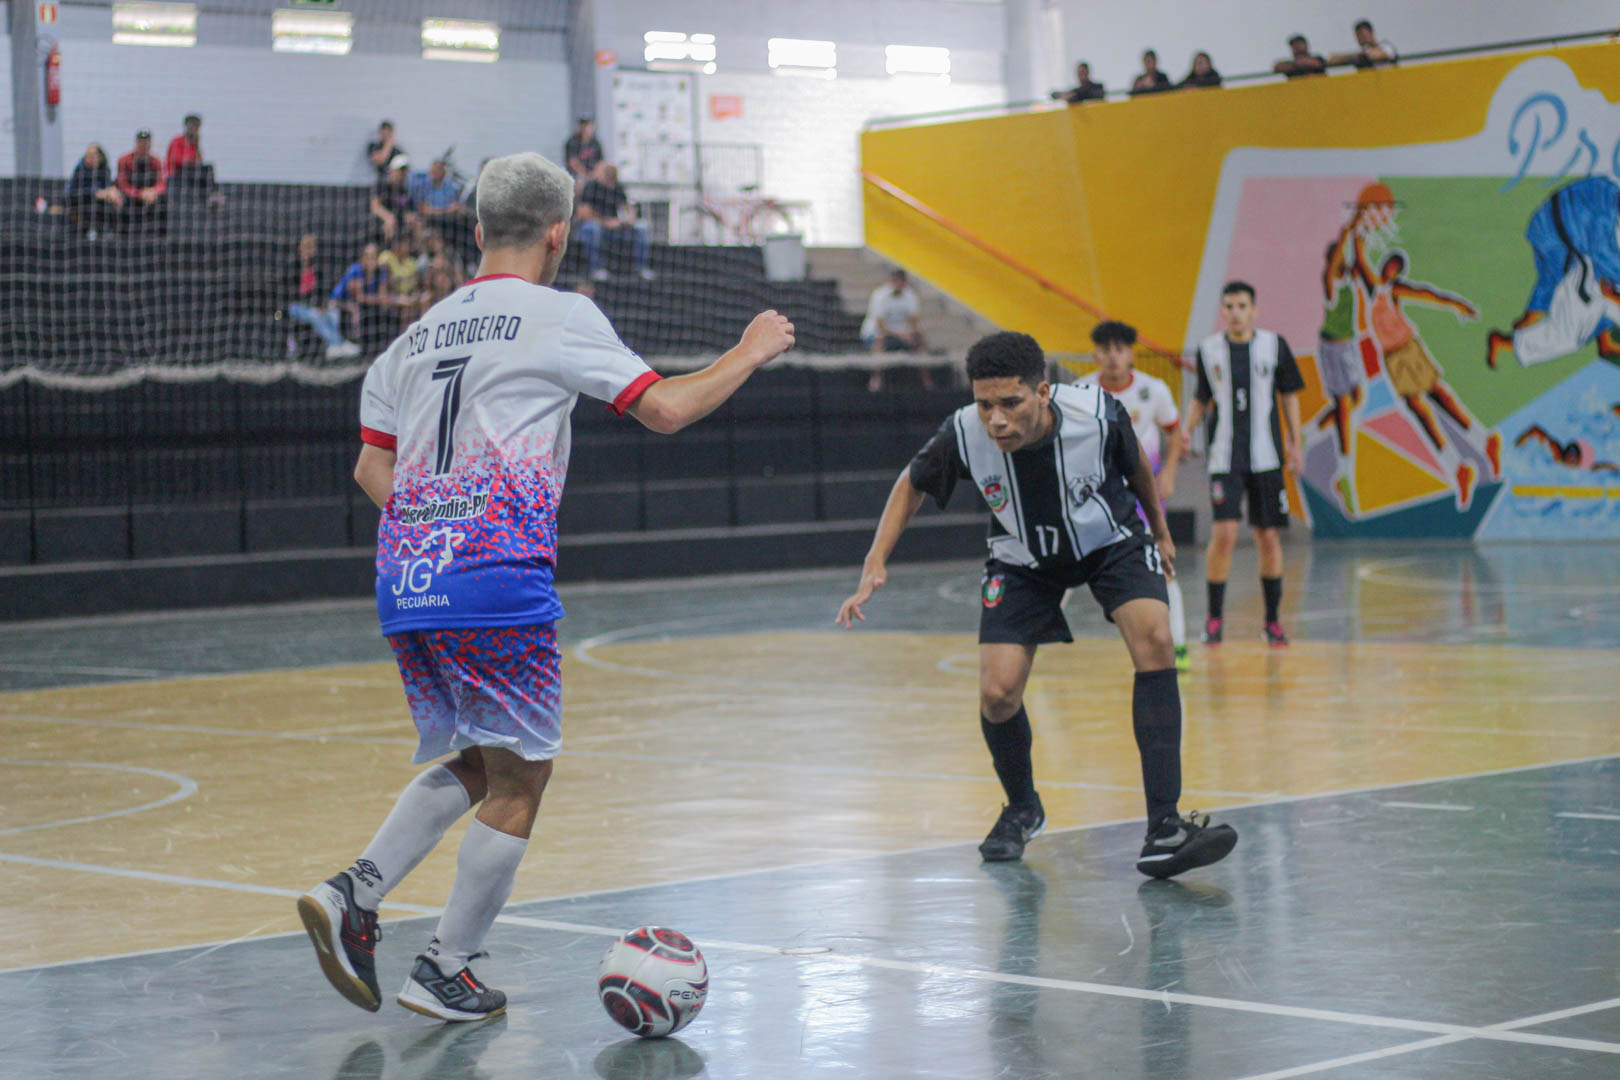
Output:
(1190, 57), (1620, 541)
(612, 71), (696, 185)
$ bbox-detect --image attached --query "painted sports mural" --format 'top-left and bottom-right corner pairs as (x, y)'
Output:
(1193, 57), (1620, 539)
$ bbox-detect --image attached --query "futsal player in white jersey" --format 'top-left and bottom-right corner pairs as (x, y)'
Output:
(1181, 281), (1304, 648)
(297, 152), (794, 1022)
(837, 332), (1236, 877)
(1088, 320), (1189, 672)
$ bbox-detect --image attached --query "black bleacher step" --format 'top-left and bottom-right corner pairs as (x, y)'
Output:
(0, 514), (988, 620)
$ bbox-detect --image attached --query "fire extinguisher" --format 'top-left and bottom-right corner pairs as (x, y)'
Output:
(45, 43), (61, 108)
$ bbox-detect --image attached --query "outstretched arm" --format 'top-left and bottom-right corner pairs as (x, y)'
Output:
(836, 470), (927, 627)
(1393, 279), (1477, 319)
(629, 311), (794, 434)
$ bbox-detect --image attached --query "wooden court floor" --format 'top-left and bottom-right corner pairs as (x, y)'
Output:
(3, 548), (1618, 971)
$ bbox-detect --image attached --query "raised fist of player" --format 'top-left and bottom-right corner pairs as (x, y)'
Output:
(739, 310), (796, 366)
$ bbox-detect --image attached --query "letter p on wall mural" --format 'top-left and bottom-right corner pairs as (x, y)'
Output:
(1193, 56), (1620, 540)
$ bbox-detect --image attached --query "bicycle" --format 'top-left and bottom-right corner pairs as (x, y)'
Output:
(679, 183), (803, 244)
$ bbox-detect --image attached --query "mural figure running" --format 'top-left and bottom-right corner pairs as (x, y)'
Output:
(1485, 176), (1620, 370)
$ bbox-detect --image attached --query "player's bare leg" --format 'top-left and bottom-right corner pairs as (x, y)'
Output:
(977, 643), (1045, 861)
(1114, 598), (1237, 877)
(1255, 525), (1287, 647)
(400, 750), (552, 1022)
(1203, 520), (1238, 644)
(1405, 394), (1446, 453)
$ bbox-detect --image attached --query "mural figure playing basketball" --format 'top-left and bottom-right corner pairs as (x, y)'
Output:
(1359, 248), (1501, 508)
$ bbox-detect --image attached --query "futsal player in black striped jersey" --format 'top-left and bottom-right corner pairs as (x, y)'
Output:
(837, 332), (1237, 878)
(1181, 281), (1305, 647)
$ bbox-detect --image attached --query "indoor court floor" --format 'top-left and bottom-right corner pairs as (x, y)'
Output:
(2, 544), (1617, 1079)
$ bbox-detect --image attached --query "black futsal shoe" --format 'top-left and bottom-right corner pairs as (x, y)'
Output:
(297, 872), (383, 1012)
(1135, 812), (1238, 878)
(979, 799), (1047, 862)
(397, 953), (508, 1023)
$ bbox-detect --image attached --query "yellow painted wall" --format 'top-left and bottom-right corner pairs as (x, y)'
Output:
(861, 41), (1620, 369)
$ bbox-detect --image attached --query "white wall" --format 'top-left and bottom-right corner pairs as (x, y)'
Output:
(53, 42), (569, 184)
(20, 4), (570, 182)
(1055, 0), (1620, 95)
(0, 32), (13, 176)
(605, 0), (1005, 80)
(693, 71), (1006, 246)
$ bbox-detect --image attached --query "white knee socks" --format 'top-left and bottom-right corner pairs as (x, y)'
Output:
(346, 763), (472, 911)
(427, 817), (528, 974)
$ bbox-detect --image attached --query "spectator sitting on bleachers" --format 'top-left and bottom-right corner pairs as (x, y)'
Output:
(331, 243), (392, 348)
(379, 234), (424, 326)
(410, 158), (470, 253)
(861, 268), (930, 393)
(576, 163), (654, 282)
(164, 113), (219, 199)
(1130, 50), (1173, 95)
(116, 129), (166, 230)
(564, 117), (604, 188)
(1179, 51), (1223, 88)
(1053, 61), (1105, 103)
(56, 143), (123, 237)
(1274, 34), (1327, 78)
(422, 255), (461, 307)
(286, 232), (361, 360)
(1328, 19), (1394, 68)
(366, 120), (403, 180)
(411, 159), (465, 222)
(369, 154), (414, 242)
(416, 229), (466, 285)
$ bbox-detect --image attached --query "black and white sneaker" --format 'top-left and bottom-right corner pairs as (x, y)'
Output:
(397, 953), (507, 1023)
(296, 872), (382, 1012)
(1135, 811), (1238, 879)
(979, 799), (1046, 862)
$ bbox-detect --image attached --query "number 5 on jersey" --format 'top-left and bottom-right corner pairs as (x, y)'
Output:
(432, 356), (471, 474)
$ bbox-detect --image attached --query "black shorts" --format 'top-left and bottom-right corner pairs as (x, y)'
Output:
(979, 534), (1170, 646)
(1210, 469), (1289, 528)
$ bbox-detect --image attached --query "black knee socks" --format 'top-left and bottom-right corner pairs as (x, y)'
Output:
(981, 707), (1038, 809)
(1262, 576), (1283, 624)
(1132, 668), (1183, 828)
(1207, 580), (1226, 621)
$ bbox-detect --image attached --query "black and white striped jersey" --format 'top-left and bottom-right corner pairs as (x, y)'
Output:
(1193, 330), (1304, 475)
(909, 383), (1144, 571)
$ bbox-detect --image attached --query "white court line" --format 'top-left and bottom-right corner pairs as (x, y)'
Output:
(1378, 801), (1474, 812)
(0, 712), (1278, 800)
(0, 662), (177, 679)
(2, 751), (1613, 970)
(1558, 811), (1620, 822)
(0, 852), (440, 915)
(1235, 996), (1620, 1079)
(0, 761), (198, 835)
(1354, 555), (1620, 598)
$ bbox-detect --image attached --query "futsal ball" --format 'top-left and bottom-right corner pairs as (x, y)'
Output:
(597, 926), (709, 1038)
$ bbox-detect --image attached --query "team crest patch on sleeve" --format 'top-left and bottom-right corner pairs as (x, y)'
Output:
(982, 476), (1008, 511)
(1211, 479), (1226, 504)
(982, 574), (1006, 608)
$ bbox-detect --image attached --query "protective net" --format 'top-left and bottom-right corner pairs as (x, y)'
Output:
(0, 7), (1002, 563)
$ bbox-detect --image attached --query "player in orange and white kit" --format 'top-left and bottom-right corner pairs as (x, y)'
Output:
(1088, 321), (1189, 671)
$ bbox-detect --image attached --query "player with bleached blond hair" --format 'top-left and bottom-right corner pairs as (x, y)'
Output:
(297, 151), (794, 1023)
